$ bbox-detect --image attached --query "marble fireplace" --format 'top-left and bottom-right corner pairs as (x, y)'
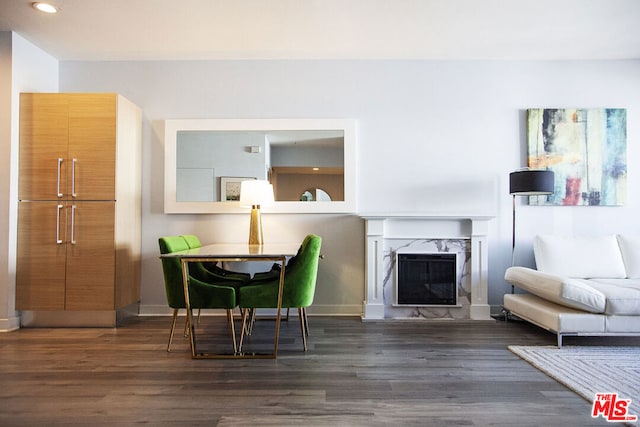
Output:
(360, 214), (494, 320)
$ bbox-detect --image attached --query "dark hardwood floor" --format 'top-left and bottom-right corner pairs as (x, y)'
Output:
(1, 314), (635, 426)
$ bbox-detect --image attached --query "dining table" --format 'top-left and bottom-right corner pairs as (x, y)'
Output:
(161, 242), (300, 359)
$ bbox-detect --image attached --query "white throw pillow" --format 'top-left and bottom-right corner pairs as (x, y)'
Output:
(617, 235), (640, 278)
(534, 235), (627, 278)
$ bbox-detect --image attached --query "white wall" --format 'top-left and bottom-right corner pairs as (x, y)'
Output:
(0, 32), (58, 330)
(55, 59), (640, 315)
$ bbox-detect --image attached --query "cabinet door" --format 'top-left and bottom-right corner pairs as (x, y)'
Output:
(18, 94), (69, 201)
(65, 202), (116, 310)
(68, 94), (117, 201)
(15, 202), (67, 310)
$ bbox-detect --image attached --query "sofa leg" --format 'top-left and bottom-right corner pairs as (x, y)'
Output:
(491, 307), (512, 322)
(557, 333), (563, 349)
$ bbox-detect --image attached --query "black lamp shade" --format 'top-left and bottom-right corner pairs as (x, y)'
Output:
(509, 170), (554, 195)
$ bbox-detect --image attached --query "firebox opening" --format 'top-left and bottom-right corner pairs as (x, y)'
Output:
(394, 252), (458, 306)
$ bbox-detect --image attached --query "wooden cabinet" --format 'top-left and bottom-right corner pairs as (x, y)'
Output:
(18, 93), (118, 201)
(16, 201), (116, 310)
(16, 93), (141, 318)
(15, 202), (67, 310)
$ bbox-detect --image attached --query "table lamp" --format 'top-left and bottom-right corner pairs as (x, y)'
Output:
(240, 180), (274, 245)
(509, 169), (554, 268)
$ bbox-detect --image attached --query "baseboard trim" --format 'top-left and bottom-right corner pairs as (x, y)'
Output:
(17, 303), (140, 328)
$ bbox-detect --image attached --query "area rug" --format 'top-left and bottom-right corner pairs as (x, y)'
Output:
(509, 346), (640, 425)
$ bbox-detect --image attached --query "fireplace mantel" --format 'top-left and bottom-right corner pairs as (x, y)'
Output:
(360, 213), (494, 321)
(360, 212), (495, 220)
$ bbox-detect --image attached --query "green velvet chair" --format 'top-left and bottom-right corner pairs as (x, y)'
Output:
(159, 236), (239, 353)
(238, 234), (322, 351)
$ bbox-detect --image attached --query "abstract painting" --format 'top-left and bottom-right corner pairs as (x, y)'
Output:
(527, 108), (627, 206)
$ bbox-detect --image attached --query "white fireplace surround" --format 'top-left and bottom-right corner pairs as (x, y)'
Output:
(360, 213), (494, 321)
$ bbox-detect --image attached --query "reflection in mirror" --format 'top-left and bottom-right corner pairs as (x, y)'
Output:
(300, 188), (332, 202)
(164, 119), (357, 214)
(177, 130), (344, 202)
(177, 131), (265, 202)
(270, 165), (343, 202)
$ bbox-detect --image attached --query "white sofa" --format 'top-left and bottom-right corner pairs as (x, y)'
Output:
(504, 234), (640, 347)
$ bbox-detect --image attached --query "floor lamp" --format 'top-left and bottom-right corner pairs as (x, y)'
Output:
(509, 169), (555, 277)
(493, 169), (555, 321)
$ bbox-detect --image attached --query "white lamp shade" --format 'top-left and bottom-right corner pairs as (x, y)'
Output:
(240, 180), (274, 207)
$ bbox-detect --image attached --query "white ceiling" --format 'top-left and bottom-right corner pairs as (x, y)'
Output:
(1, 0), (639, 61)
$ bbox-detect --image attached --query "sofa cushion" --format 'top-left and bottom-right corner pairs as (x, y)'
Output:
(617, 235), (640, 279)
(534, 235), (627, 279)
(605, 314), (640, 333)
(505, 267), (606, 313)
(588, 279), (640, 315)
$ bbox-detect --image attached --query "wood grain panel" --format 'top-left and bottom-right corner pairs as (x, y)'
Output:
(15, 202), (66, 310)
(68, 94), (117, 201)
(18, 93), (69, 201)
(65, 202), (116, 310)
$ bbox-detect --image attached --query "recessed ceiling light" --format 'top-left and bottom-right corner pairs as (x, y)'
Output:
(32, 2), (58, 14)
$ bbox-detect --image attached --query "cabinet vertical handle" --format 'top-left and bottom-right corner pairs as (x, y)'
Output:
(56, 204), (63, 244)
(70, 205), (76, 245)
(57, 158), (63, 197)
(71, 158), (77, 198)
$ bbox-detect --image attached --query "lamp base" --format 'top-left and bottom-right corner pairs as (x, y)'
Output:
(248, 206), (263, 245)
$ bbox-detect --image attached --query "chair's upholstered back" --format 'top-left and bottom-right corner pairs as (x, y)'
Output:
(159, 236), (237, 310)
(283, 234), (322, 307)
(180, 234), (202, 249)
(239, 234), (322, 308)
(158, 236), (190, 309)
